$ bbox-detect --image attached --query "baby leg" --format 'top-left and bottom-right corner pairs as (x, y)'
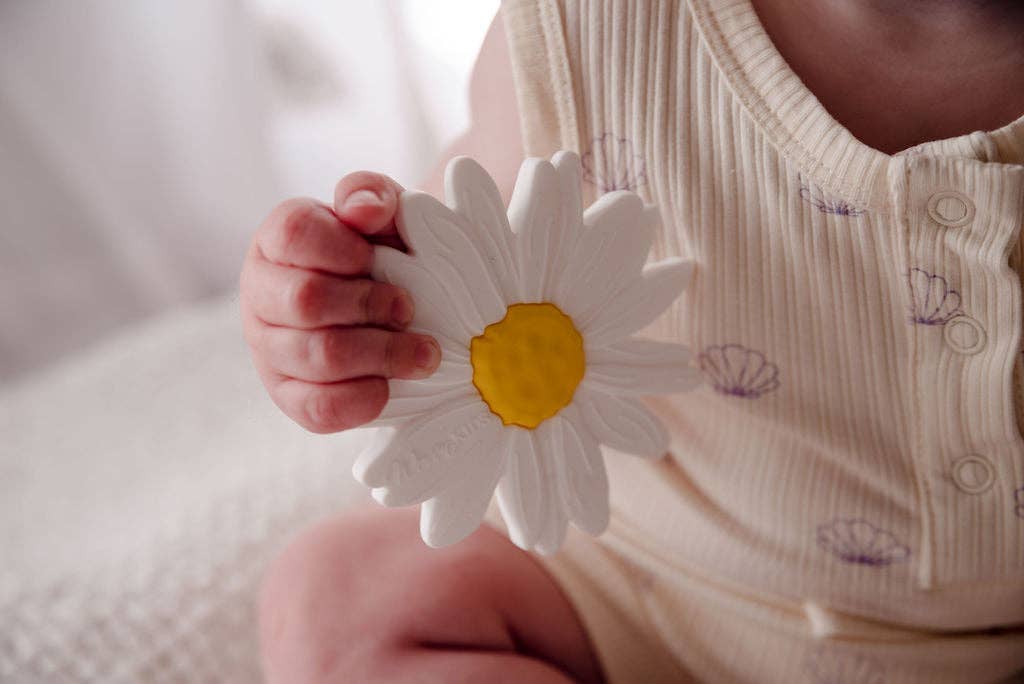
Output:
(259, 505), (604, 684)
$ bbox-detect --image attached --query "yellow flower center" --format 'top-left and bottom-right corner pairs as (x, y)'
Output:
(470, 303), (585, 429)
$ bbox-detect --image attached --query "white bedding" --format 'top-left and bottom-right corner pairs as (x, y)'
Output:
(1, 292), (376, 683)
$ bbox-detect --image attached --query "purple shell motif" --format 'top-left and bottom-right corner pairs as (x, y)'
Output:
(817, 518), (910, 567)
(798, 175), (866, 216)
(698, 344), (780, 399)
(804, 646), (886, 684)
(1015, 487), (1024, 519)
(907, 268), (963, 325)
(581, 133), (647, 192)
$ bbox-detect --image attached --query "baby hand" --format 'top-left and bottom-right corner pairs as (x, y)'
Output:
(240, 172), (442, 433)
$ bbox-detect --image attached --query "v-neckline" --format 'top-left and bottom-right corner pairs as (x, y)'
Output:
(687, 0), (1024, 212)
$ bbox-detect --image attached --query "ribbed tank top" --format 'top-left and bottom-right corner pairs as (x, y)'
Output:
(502, 0), (1024, 628)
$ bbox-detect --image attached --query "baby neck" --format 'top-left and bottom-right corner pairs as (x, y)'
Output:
(750, 0), (1024, 154)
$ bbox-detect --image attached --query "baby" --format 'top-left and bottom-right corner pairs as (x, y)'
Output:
(240, 1), (1024, 682)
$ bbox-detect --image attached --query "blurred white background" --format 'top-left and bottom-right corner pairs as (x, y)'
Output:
(0, 0), (499, 384)
(0, 3), (501, 680)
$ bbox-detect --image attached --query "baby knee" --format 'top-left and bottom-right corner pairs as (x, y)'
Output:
(258, 506), (516, 683)
(258, 507), (404, 683)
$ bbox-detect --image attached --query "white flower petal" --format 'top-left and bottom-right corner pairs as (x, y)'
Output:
(584, 337), (702, 395)
(552, 407), (610, 536)
(534, 471), (568, 555)
(394, 191), (506, 326)
(444, 156), (520, 302)
(372, 384), (476, 427)
(439, 338), (470, 364)
(393, 354), (472, 391)
(551, 150), (584, 242)
(372, 246), (478, 346)
(582, 257), (694, 347)
(353, 396), (499, 505)
(554, 192), (655, 324)
(353, 424), (396, 475)
(582, 192), (650, 260)
(532, 419), (568, 556)
(420, 431), (509, 548)
(575, 388), (669, 458)
(509, 159), (576, 302)
(369, 341), (472, 428)
(495, 427), (544, 549)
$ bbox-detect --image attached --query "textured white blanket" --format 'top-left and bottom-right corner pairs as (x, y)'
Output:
(1, 293), (375, 683)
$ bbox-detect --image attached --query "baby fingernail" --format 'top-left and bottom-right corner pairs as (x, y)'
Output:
(344, 189), (383, 211)
(391, 295), (414, 327)
(414, 339), (440, 371)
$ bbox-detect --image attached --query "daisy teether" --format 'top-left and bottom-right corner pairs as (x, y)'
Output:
(353, 151), (700, 554)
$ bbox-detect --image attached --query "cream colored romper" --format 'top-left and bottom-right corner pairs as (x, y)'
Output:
(488, 0), (1024, 682)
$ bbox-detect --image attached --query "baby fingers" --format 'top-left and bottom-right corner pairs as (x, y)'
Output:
(270, 376), (391, 434)
(242, 258), (414, 330)
(258, 326), (441, 383)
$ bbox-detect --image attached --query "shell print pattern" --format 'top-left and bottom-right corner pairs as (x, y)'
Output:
(816, 518), (910, 567)
(581, 133), (648, 193)
(907, 268), (963, 325)
(698, 344), (780, 399)
(797, 174), (866, 217)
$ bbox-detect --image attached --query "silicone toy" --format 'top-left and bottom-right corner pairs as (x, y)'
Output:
(353, 151), (700, 554)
